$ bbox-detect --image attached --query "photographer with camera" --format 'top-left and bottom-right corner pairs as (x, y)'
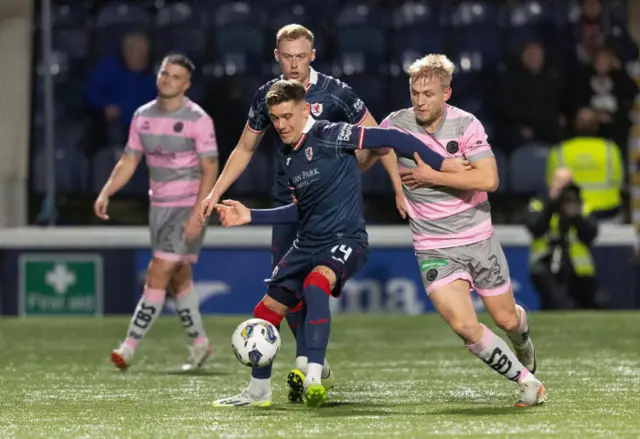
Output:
(526, 168), (605, 309)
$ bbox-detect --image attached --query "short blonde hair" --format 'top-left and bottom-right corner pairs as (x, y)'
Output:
(407, 54), (455, 89)
(276, 24), (314, 47)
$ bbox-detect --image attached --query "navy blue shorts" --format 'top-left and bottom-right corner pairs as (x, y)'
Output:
(266, 239), (369, 309)
(270, 223), (299, 269)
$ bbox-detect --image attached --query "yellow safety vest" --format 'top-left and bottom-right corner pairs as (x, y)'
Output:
(546, 137), (623, 212)
(528, 199), (596, 276)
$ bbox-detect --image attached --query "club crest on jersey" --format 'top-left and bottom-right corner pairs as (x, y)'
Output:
(305, 146), (313, 161)
(310, 103), (323, 117)
(173, 122), (184, 133)
(446, 141), (459, 154)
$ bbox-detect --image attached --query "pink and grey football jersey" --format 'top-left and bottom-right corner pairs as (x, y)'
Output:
(382, 104), (495, 251)
(125, 99), (218, 207)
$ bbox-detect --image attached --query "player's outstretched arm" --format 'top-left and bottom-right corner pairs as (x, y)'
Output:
(199, 126), (264, 223)
(215, 200), (298, 227)
(358, 127), (446, 170)
(94, 152), (141, 220)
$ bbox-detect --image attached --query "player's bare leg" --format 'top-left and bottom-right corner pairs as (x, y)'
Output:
(428, 279), (547, 407)
(212, 295), (288, 407)
(482, 288), (537, 374)
(169, 263), (211, 371)
(111, 257), (179, 369)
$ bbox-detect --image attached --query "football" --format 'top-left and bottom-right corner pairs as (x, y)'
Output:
(231, 318), (281, 368)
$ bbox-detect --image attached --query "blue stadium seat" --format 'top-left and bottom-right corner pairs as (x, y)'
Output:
(154, 27), (207, 63)
(211, 52), (263, 76)
(449, 1), (502, 27)
(212, 2), (263, 28)
(389, 77), (412, 109)
(392, 30), (446, 60)
(336, 3), (385, 28)
(95, 2), (150, 28)
(231, 150), (274, 196)
(361, 161), (392, 196)
(52, 3), (88, 27)
(155, 2), (204, 27)
(33, 118), (85, 155)
(506, 0), (552, 27)
(392, 1), (442, 29)
(214, 27), (265, 57)
(269, 4), (311, 31)
(346, 75), (384, 121)
(32, 149), (89, 195)
(509, 143), (550, 194)
(449, 27), (501, 66)
(91, 147), (148, 195)
(493, 148), (508, 194)
(53, 28), (89, 60)
(94, 3), (150, 55)
(337, 29), (387, 71)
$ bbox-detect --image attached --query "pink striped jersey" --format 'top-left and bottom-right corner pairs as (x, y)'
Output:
(381, 104), (495, 251)
(124, 99), (218, 207)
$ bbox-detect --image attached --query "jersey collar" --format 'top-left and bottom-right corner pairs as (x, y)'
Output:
(280, 67), (318, 92)
(292, 116), (316, 150)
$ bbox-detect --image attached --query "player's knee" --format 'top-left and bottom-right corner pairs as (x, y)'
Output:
(254, 297), (287, 327)
(168, 264), (192, 296)
(449, 318), (483, 343)
(305, 266), (336, 295)
(492, 310), (520, 333)
(146, 258), (179, 288)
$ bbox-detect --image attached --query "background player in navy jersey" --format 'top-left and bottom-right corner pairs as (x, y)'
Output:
(199, 24), (405, 398)
(211, 79), (466, 408)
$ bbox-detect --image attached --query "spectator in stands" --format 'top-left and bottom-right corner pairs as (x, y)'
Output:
(498, 42), (567, 152)
(572, 0), (638, 67)
(571, 47), (638, 150)
(526, 167), (604, 310)
(83, 31), (157, 152)
(546, 107), (624, 222)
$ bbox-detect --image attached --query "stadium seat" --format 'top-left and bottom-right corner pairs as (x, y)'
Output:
(32, 149), (90, 195)
(210, 52), (263, 76)
(493, 148), (508, 194)
(154, 27), (207, 63)
(52, 28), (90, 60)
(392, 1), (442, 29)
(91, 146), (148, 195)
(336, 3), (385, 28)
(346, 75), (385, 121)
(214, 27), (265, 58)
(389, 77), (412, 109)
(95, 2), (150, 28)
(51, 3), (88, 27)
(392, 30), (446, 63)
(361, 161), (392, 196)
(231, 149), (274, 196)
(212, 2), (263, 28)
(155, 1), (204, 27)
(509, 142), (550, 194)
(449, 1), (502, 27)
(268, 4), (311, 32)
(337, 29), (387, 72)
(449, 28), (501, 66)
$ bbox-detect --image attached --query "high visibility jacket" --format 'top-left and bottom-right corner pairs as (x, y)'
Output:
(547, 137), (623, 213)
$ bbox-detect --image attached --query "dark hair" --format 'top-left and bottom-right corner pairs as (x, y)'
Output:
(266, 79), (306, 107)
(163, 53), (195, 76)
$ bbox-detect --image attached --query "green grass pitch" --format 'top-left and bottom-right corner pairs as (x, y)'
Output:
(1, 312), (639, 438)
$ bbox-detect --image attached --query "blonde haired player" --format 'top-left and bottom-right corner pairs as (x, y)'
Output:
(381, 54), (547, 407)
(199, 24), (405, 403)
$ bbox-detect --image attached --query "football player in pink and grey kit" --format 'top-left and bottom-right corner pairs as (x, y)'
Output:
(385, 54), (547, 407)
(94, 54), (219, 371)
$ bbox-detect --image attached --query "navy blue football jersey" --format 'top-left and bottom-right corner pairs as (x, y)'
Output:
(277, 117), (370, 248)
(246, 68), (368, 206)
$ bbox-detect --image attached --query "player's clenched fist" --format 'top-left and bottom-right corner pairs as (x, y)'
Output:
(93, 194), (110, 220)
(198, 193), (218, 224)
(215, 200), (251, 227)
